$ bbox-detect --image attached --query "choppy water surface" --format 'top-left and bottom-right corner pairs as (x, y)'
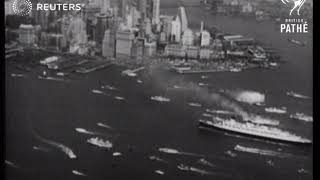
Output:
(6, 5), (312, 180)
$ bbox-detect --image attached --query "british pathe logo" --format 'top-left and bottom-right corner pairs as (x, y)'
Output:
(281, 0), (306, 16)
(12, 0), (32, 16)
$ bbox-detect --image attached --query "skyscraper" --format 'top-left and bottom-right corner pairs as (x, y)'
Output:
(119, 0), (129, 19)
(102, 29), (115, 58)
(96, 14), (108, 45)
(171, 16), (181, 43)
(178, 6), (188, 33)
(138, 0), (147, 19)
(152, 0), (160, 25)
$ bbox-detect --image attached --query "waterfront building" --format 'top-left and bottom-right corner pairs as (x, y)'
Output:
(83, 3), (100, 40)
(171, 16), (181, 43)
(200, 30), (211, 47)
(182, 28), (194, 46)
(152, 0), (160, 25)
(67, 16), (88, 54)
(116, 30), (135, 57)
(162, 16), (173, 38)
(83, 3), (101, 21)
(212, 39), (223, 49)
(164, 44), (185, 58)
(186, 46), (199, 59)
(96, 14), (109, 45)
(145, 18), (153, 36)
(132, 38), (145, 58)
(19, 24), (35, 46)
(242, 2), (253, 13)
(211, 49), (225, 59)
(102, 29), (116, 58)
(46, 33), (66, 51)
(144, 41), (157, 57)
(159, 31), (167, 43)
(199, 48), (213, 60)
(178, 6), (188, 33)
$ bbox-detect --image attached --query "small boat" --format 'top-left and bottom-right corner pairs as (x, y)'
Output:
(87, 137), (113, 149)
(151, 96), (171, 102)
(101, 85), (117, 91)
(114, 96), (125, 100)
(198, 83), (209, 86)
(230, 68), (242, 72)
(290, 113), (313, 122)
(264, 107), (287, 114)
(286, 91), (311, 99)
(188, 102), (202, 107)
(91, 89), (105, 95)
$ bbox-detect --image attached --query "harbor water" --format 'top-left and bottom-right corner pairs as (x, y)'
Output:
(5, 4), (312, 180)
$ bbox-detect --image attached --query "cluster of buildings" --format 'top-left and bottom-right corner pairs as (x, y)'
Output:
(5, 0), (275, 62)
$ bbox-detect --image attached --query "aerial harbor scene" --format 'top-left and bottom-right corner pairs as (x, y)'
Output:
(5, 0), (313, 180)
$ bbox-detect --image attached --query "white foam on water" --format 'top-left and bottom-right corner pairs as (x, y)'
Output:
(38, 76), (66, 82)
(96, 122), (113, 130)
(177, 164), (213, 176)
(149, 155), (168, 163)
(225, 150), (237, 158)
(32, 145), (51, 152)
(286, 91), (311, 99)
(158, 147), (204, 157)
(5, 160), (19, 168)
(197, 158), (215, 168)
(75, 128), (105, 136)
(33, 133), (76, 159)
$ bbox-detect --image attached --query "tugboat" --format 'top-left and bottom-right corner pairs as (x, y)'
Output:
(198, 117), (312, 145)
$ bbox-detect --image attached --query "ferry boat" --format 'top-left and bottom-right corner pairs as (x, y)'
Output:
(198, 118), (312, 145)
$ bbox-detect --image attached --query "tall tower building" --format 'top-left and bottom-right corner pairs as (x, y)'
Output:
(152, 0), (160, 25)
(178, 6), (188, 33)
(138, 0), (147, 19)
(119, 0), (129, 19)
(171, 16), (181, 43)
(96, 14), (108, 45)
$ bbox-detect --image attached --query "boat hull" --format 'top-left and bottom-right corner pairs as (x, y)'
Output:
(198, 120), (312, 145)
